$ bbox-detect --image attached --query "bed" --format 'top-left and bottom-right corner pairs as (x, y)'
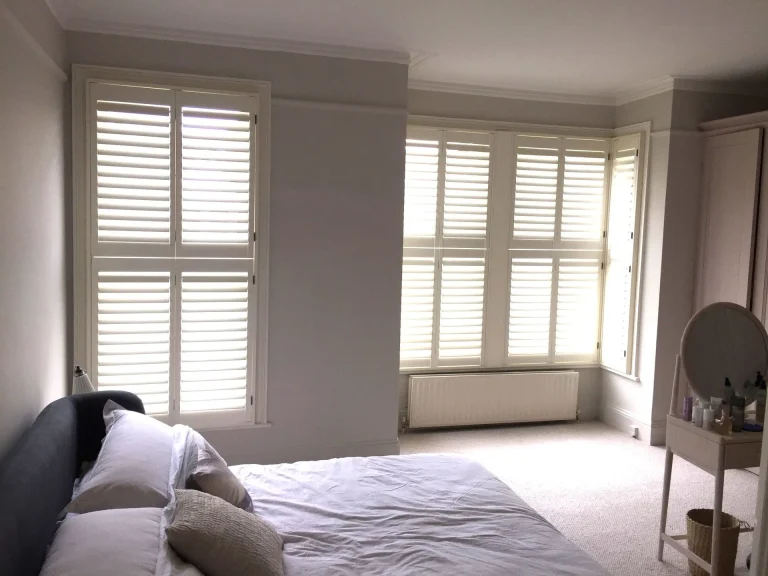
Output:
(0, 392), (609, 576)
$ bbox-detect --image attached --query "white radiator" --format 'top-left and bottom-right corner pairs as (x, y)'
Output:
(408, 371), (579, 429)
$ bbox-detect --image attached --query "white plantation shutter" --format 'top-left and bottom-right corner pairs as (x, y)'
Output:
(178, 92), (256, 255)
(443, 134), (491, 243)
(94, 267), (171, 415)
(404, 133), (439, 241)
(86, 80), (262, 426)
(512, 137), (560, 240)
(92, 84), (174, 253)
(561, 147), (608, 241)
(555, 258), (601, 360)
(508, 257), (553, 359)
(438, 252), (486, 365)
(399, 253), (436, 368)
(180, 271), (250, 416)
(601, 134), (641, 372)
(399, 128), (490, 369)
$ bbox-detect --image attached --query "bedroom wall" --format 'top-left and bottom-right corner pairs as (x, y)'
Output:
(603, 89), (768, 445)
(67, 31), (408, 464)
(0, 0), (69, 458)
(408, 88), (615, 128)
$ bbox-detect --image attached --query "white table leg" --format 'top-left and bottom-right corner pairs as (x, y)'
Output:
(711, 466), (725, 576)
(658, 448), (674, 560)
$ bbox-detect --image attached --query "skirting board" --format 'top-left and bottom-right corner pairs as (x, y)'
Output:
(600, 404), (666, 445)
(224, 438), (401, 466)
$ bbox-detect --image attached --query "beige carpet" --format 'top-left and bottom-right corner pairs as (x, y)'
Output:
(400, 421), (757, 576)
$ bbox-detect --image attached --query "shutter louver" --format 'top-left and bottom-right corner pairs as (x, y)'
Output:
(404, 137), (439, 240)
(508, 258), (553, 357)
(96, 271), (171, 415)
(443, 138), (490, 240)
(399, 254), (436, 367)
(561, 150), (607, 241)
(555, 258), (601, 358)
(513, 144), (559, 239)
(601, 137), (640, 372)
(180, 272), (249, 413)
(181, 107), (252, 246)
(438, 253), (486, 363)
(96, 101), (172, 244)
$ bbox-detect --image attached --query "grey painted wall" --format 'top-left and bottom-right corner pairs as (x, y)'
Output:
(67, 31), (409, 464)
(408, 89), (615, 128)
(0, 0), (68, 458)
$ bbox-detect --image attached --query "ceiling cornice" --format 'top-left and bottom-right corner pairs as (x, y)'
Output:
(614, 77), (676, 106)
(408, 79), (616, 106)
(63, 17), (413, 65)
(615, 75), (768, 106)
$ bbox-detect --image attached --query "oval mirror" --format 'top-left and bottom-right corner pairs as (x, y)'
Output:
(681, 302), (768, 404)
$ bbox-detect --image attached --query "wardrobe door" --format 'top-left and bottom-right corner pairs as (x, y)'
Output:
(695, 128), (763, 311)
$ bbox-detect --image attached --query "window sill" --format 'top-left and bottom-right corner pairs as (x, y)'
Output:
(400, 363), (601, 376)
(600, 364), (640, 382)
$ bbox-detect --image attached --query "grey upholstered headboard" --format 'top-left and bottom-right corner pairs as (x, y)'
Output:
(0, 391), (144, 576)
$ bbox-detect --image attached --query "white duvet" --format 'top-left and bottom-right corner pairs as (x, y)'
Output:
(232, 454), (609, 576)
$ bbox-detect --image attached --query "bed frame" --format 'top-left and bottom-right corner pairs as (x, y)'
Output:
(0, 391), (144, 576)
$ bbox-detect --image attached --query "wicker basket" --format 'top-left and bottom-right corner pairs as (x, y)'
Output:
(686, 508), (740, 576)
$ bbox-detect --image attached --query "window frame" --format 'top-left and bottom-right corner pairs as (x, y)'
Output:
(401, 117), (647, 377)
(72, 65), (271, 428)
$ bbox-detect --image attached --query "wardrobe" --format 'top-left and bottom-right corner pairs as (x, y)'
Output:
(696, 111), (768, 324)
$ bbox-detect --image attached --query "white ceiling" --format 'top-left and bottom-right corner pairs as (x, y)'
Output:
(48, 0), (768, 101)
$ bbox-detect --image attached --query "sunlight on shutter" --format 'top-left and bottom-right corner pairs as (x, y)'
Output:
(508, 258), (552, 356)
(180, 272), (249, 412)
(443, 139), (490, 240)
(601, 140), (639, 372)
(181, 107), (252, 245)
(404, 138), (439, 239)
(561, 150), (607, 240)
(555, 258), (601, 357)
(439, 254), (486, 363)
(96, 101), (172, 243)
(513, 145), (559, 239)
(399, 254), (436, 367)
(97, 271), (171, 415)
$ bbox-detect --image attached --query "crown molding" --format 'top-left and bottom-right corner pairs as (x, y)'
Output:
(1, 1), (67, 81)
(408, 79), (615, 106)
(63, 18), (413, 65)
(615, 75), (768, 106)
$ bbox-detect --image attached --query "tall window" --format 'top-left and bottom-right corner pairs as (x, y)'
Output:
(79, 76), (268, 428)
(399, 127), (643, 374)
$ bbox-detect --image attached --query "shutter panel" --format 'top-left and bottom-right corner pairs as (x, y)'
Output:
(438, 251), (486, 365)
(93, 86), (173, 249)
(443, 133), (491, 243)
(404, 132), (439, 242)
(96, 270), (171, 415)
(512, 138), (560, 240)
(508, 257), (553, 359)
(561, 149), (607, 241)
(180, 96), (254, 250)
(399, 252), (436, 368)
(555, 258), (601, 359)
(601, 135), (641, 372)
(180, 272), (249, 413)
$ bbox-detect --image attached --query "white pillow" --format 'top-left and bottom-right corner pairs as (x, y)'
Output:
(185, 429), (253, 512)
(40, 508), (202, 576)
(67, 401), (186, 513)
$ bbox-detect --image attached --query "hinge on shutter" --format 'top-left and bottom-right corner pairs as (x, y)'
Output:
(250, 395), (254, 406)
(253, 232), (257, 242)
(623, 350), (627, 358)
(601, 262), (605, 270)
(174, 274), (177, 286)
(607, 153), (611, 161)
(597, 342), (600, 350)
(636, 150), (639, 157)
(630, 232), (634, 240)
(628, 265), (632, 273)
(254, 114), (258, 124)
(603, 230), (606, 238)
(252, 274), (256, 285)
(174, 230), (178, 242)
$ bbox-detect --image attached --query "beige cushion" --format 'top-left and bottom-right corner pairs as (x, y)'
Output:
(186, 430), (253, 511)
(166, 489), (284, 576)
